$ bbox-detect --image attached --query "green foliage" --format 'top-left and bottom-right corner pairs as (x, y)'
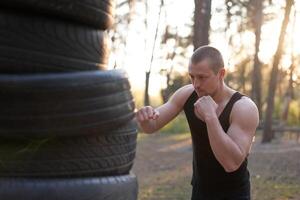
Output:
(160, 113), (189, 134)
(287, 100), (300, 126)
(271, 98), (300, 126)
(273, 97), (282, 120)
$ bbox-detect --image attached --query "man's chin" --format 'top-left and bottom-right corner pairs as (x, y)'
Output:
(195, 91), (206, 98)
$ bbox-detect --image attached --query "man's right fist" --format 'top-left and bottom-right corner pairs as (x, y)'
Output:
(135, 106), (160, 122)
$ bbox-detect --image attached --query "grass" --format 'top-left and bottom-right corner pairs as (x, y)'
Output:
(136, 131), (300, 200)
(139, 175), (300, 200)
(251, 177), (300, 200)
(138, 163), (192, 200)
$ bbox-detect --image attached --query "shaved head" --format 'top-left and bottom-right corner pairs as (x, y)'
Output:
(190, 46), (224, 74)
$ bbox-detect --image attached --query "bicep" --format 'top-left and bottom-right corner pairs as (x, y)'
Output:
(227, 123), (255, 157)
(227, 99), (259, 156)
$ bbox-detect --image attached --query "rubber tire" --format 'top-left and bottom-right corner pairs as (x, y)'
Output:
(0, 70), (135, 138)
(0, 0), (115, 29)
(0, 120), (137, 177)
(0, 11), (110, 73)
(0, 174), (138, 200)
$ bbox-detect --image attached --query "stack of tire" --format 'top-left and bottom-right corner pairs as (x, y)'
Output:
(0, 1), (138, 200)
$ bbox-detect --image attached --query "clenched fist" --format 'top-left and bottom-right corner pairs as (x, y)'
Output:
(135, 106), (160, 123)
(194, 96), (218, 122)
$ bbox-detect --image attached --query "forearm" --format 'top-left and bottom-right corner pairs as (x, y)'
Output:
(136, 91), (187, 134)
(205, 116), (244, 172)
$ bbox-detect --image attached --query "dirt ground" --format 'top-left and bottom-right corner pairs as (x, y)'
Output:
(132, 132), (300, 200)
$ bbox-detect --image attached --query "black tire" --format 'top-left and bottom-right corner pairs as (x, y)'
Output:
(0, 120), (137, 177)
(0, 70), (135, 138)
(0, 11), (110, 73)
(0, 0), (115, 29)
(0, 174), (138, 200)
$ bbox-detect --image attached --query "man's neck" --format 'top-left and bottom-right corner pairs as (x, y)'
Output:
(212, 83), (234, 104)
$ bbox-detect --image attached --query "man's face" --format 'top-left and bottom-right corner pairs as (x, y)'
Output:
(188, 59), (224, 98)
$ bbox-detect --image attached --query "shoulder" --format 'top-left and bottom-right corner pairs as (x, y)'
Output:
(168, 84), (194, 108)
(234, 96), (258, 114)
(230, 96), (259, 129)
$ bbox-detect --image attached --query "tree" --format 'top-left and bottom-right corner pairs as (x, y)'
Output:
(224, 0), (277, 115)
(251, 0), (263, 118)
(159, 25), (193, 103)
(110, 0), (136, 68)
(281, 8), (297, 125)
(161, 73), (190, 103)
(160, 26), (179, 103)
(144, 0), (164, 106)
(193, 0), (212, 49)
(262, 0), (294, 143)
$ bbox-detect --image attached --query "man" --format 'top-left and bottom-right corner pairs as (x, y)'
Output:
(135, 45), (259, 200)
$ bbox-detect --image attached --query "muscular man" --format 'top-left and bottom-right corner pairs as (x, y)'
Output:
(135, 46), (259, 200)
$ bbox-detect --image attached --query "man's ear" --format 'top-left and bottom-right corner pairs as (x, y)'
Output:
(218, 68), (226, 79)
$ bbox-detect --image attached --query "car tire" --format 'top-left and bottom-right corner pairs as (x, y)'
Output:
(0, 70), (135, 138)
(0, 11), (110, 73)
(0, 173), (138, 200)
(0, 0), (115, 29)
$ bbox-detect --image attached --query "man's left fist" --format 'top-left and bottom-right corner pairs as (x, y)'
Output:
(194, 96), (218, 122)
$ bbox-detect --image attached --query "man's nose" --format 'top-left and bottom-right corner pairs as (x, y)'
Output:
(193, 79), (201, 88)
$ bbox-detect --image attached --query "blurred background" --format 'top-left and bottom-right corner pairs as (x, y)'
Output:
(108, 0), (300, 199)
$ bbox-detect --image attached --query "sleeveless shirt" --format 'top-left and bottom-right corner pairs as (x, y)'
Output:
(183, 91), (249, 194)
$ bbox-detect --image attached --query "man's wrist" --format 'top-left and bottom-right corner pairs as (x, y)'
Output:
(204, 114), (218, 123)
(138, 120), (156, 133)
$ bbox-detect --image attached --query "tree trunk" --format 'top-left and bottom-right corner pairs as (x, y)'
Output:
(144, 71), (150, 106)
(144, 0), (164, 106)
(281, 94), (291, 123)
(281, 8), (297, 125)
(193, 0), (212, 49)
(161, 72), (171, 103)
(262, 0), (294, 143)
(281, 66), (294, 124)
(251, 0), (263, 119)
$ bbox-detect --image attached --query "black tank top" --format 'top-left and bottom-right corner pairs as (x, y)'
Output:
(183, 91), (249, 193)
